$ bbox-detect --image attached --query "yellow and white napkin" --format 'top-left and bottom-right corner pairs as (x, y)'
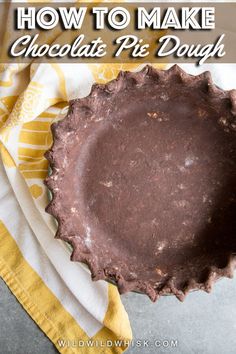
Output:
(0, 1), (155, 351)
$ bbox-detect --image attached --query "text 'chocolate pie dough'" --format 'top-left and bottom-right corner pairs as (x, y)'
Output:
(45, 65), (236, 301)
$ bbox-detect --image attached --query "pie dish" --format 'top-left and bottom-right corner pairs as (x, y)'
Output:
(45, 65), (236, 301)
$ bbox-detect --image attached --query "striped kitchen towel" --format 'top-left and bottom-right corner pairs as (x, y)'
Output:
(0, 59), (140, 354)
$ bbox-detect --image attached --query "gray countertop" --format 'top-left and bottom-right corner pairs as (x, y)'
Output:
(1, 275), (236, 354)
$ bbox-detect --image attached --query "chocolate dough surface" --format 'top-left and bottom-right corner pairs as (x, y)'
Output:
(45, 65), (236, 301)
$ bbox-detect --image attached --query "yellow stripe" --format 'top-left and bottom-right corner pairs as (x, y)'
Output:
(0, 221), (131, 353)
(38, 112), (57, 119)
(18, 147), (46, 159)
(19, 155), (44, 162)
(48, 99), (68, 108)
(0, 143), (15, 168)
(55, 102), (68, 109)
(0, 110), (8, 128)
(0, 96), (18, 111)
(19, 160), (48, 171)
(19, 131), (52, 146)
(21, 170), (48, 179)
(22, 121), (51, 132)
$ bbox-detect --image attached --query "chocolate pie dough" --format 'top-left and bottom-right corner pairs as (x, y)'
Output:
(45, 65), (236, 301)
